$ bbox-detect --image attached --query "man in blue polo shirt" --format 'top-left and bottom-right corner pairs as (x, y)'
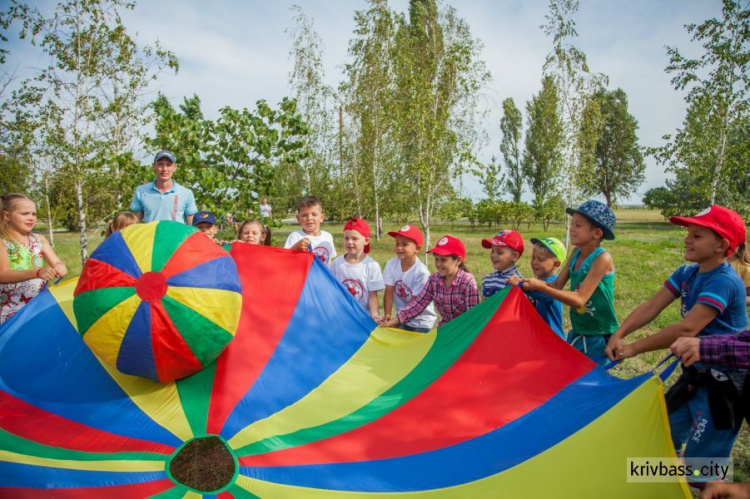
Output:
(130, 150), (198, 224)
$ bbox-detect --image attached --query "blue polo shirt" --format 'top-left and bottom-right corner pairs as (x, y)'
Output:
(130, 181), (198, 223)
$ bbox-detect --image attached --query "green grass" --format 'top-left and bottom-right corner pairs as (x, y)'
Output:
(45, 208), (749, 480)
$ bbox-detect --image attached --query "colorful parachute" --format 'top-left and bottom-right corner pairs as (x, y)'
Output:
(74, 222), (242, 382)
(0, 235), (689, 497)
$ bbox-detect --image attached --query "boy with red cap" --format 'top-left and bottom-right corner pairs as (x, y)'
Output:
(480, 230), (524, 299)
(330, 218), (384, 318)
(605, 205), (748, 482)
(381, 235), (478, 328)
(382, 225), (437, 332)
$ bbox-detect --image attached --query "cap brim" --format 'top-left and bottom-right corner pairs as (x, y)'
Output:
(668, 215), (694, 228)
(481, 239), (494, 249)
(427, 247), (454, 256)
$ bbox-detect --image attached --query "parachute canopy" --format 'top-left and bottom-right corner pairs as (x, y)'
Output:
(0, 229), (688, 497)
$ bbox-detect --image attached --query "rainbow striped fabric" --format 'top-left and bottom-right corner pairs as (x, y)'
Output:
(74, 222), (242, 382)
(0, 242), (688, 497)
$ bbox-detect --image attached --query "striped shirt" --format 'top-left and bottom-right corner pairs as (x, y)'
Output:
(481, 266), (522, 298)
(398, 269), (479, 326)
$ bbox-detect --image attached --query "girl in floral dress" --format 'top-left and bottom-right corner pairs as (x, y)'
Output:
(0, 194), (67, 324)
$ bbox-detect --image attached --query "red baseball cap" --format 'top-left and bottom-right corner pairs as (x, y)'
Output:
(343, 217), (371, 253)
(481, 230), (525, 256)
(427, 235), (466, 260)
(670, 205), (746, 256)
(387, 224), (424, 246)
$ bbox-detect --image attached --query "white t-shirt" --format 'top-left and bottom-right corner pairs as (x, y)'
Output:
(383, 257), (437, 330)
(259, 203), (272, 218)
(284, 229), (337, 266)
(330, 254), (385, 312)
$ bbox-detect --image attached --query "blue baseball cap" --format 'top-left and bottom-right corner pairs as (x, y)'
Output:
(153, 150), (176, 163)
(566, 200), (616, 240)
(193, 211), (216, 226)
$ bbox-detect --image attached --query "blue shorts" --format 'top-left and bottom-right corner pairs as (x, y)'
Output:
(567, 331), (611, 366)
(669, 385), (740, 467)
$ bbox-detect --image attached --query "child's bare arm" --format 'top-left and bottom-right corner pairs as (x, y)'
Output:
(40, 236), (67, 277)
(522, 252), (612, 309)
(383, 286), (394, 319)
(368, 291), (380, 318)
(0, 247), (54, 283)
(605, 287), (676, 360)
(617, 303), (719, 359)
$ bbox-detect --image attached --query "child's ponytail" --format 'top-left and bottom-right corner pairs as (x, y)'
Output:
(263, 224), (272, 246)
(734, 242), (750, 267)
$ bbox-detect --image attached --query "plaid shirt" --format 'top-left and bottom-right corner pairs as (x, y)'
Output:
(398, 269), (479, 326)
(700, 330), (750, 369)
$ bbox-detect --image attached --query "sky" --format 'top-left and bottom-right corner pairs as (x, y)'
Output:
(4, 0), (724, 204)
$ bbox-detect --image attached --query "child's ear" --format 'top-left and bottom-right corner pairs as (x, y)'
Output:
(717, 239), (730, 255)
(513, 251), (521, 262)
(552, 259), (562, 270)
(415, 244), (422, 251)
(320, 212), (326, 222)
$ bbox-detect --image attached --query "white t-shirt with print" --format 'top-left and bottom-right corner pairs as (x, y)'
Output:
(284, 229), (337, 266)
(330, 254), (385, 312)
(383, 257), (437, 330)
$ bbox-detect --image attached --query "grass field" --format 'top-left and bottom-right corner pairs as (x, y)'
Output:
(47, 208), (749, 481)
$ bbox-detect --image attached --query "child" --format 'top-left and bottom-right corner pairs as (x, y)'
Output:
(729, 244), (750, 306)
(382, 224), (437, 332)
(519, 200), (618, 364)
(105, 211), (138, 238)
(237, 219), (271, 246)
(381, 235), (478, 328)
(0, 194), (67, 323)
(192, 211), (226, 245)
(330, 218), (384, 318)
(259, 197), (272, 220)
(513, 237), (567, 339)
(605, 205), (747, 477)
(480, 229), (524, 299)
(284, 195), (336, 266)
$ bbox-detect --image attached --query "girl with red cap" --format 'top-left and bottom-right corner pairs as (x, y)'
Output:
(605, 205), (748, 481)
(381, 235), (478, 328)
(330, 218), (384, 318)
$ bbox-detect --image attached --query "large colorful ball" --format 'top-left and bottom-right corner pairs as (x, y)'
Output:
(73, 221), (242, 382)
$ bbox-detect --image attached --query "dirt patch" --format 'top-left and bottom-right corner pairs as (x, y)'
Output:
(170, 436), (236, 492)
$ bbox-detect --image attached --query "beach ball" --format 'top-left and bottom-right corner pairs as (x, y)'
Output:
(73, 221), (242, 382)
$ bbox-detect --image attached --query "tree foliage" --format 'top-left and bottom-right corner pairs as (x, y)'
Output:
(577, 88), (645, 207)
(1, 0), (177, 262)
(499, 97), (523, 203)
(648, 0), (749, 217)
(148, 94), (311, 221)
(391, 0), (490, 249)
(523, 75), (564, 209)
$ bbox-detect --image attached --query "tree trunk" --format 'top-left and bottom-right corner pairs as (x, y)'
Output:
(76, 181), (88, 264)
(44, 172), (54, 247)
